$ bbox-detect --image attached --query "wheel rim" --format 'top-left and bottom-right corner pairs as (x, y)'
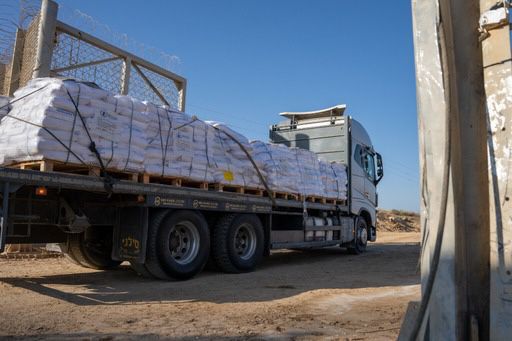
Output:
(233, 223), (257, 261)
(168, 221), (200, 265)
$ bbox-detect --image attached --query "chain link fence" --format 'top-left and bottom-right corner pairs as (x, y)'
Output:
(1, 0), (186, 111)
(0, 0), (41, 95)
(19, 14), (40, 88)
(51, 29), (125, 94)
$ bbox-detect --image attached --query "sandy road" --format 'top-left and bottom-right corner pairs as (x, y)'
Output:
(0, 232), (420, 340)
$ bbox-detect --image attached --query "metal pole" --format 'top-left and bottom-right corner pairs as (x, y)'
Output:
(32, 0), (58, 79)
(178, 80), (187, 111)
(479, 1), (512, 339)
(121, 56), (131, 95)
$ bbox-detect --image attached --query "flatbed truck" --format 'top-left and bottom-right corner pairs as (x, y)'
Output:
(0, 104), (383, 280)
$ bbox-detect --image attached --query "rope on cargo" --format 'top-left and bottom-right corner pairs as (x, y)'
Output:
(65, 86), (116, 193)
(65, 85), (81, 163)
(0, 84), (88, 167)
(123, 100), (135, 172)
(156, 107), (173, 177)
(171, 116), (277, 206)
(156, 106), (166, 177)
(203, 119), (211, 181)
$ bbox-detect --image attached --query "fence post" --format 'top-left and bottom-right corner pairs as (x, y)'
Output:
(32, 0), (58, 79)
(0, 64), (5, 95)
(121, 57), (131, 95)
(7, 29), (26, 96)
(178, 80), (187, 111)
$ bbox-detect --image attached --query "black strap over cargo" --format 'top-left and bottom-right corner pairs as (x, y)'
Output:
(65, 84), (116, 193)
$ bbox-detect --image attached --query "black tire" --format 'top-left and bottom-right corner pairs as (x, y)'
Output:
(61, 227), (121, 270)
(145, 210), (210, 280)
(212, 214), (264, 273)
(144, 210), (174, 280)
(348, 216), (368, 254)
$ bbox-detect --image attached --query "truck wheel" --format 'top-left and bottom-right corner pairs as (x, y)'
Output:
(212, 214), (264, 273)
(62, 227), (121, 270)
(348, 216), (368, 254)
(145, 210), (210, 280)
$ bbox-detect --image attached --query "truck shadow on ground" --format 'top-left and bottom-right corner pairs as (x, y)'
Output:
(0, 241), (420, 306)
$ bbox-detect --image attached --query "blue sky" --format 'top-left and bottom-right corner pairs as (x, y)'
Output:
(34, 1), (421, 211)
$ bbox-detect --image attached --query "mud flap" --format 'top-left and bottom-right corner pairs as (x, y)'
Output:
(112, 206), (148, 262)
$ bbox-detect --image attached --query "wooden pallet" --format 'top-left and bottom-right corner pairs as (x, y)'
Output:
(297, 195), (347, 205)
(304, 196), (328, 204)
(324, 198), (347, 205)
(271, 191), (300, 201)
(142, 174), (266, 195)
(141, 174), (208, 190)
(10, 160), (139, 182)
(212, 183), (264, 196)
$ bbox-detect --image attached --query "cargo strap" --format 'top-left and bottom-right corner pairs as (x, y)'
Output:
(65, 85), (80, 163)
(65, 85), (116, 193)
(156, 107), (174, 177)
(123, 100), (135, 172)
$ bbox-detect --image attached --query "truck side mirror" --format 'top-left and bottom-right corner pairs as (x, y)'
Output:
(375, 153), (383, 185)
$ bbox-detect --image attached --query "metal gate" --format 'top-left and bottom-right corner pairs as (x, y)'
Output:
(1, 0), (186, 111)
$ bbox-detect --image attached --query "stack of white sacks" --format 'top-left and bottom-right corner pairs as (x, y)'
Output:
(0, 78), (348, 200)
(144, 103), (211, 181)
(143, 105), (262, 187)
(0, 78), (146, 172)
(206, 121), (264, 187)
(250, 141), (347, 199)
(319, 161), (348, 199)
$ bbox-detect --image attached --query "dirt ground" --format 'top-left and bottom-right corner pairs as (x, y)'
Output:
(0, 231), (420, 340)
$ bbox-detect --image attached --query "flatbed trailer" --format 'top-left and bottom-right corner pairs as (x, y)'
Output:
(0, 165), (357, 280)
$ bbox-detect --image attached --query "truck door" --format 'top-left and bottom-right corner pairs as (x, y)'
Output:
(362, 150), (377, 206)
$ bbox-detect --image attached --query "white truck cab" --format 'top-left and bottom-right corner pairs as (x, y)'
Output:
(270, 104), (383, 242)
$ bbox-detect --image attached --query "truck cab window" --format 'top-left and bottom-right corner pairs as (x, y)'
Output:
(364, 153), (376, 181)
(355, 144), (375, 181)
(354, 144), (363, 168)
